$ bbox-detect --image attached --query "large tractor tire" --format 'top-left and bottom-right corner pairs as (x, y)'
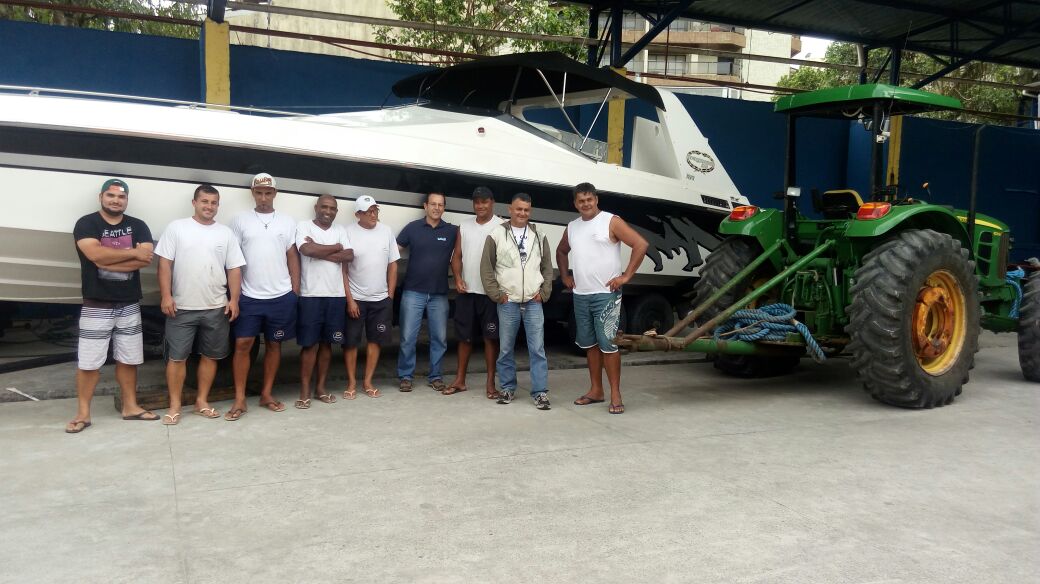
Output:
(693, 236), (801, 378)
(1018, 271), (1040, 382)
(847, 229), (980, 408)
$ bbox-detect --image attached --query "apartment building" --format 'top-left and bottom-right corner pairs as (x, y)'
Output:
(226, 2), (799, 102)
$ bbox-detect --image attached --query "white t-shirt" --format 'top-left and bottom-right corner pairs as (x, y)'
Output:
(459, 215), (505, 295)
(296, 220), (351, 297)
(345, 221), (400, 301)
(155, 217), (246, 310)
(566, 211), (622, 295)
(230, 210), (296, 299)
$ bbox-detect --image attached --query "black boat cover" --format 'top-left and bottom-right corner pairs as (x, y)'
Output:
(391, 51), (666, 111)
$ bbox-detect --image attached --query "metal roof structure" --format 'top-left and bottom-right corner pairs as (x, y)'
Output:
(570, 1), (1040, 73)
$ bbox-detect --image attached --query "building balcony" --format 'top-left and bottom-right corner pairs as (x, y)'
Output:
(791, 35), (802, 56)
(621, 29), (746, 51)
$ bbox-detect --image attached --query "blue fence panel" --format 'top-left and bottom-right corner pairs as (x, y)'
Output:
(0, 20), (199, 100)
(230, 45), (427, 113)
(901, 117), (1040, 261)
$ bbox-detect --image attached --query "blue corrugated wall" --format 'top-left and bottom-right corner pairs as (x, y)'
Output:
(1, 19), (1036, 259)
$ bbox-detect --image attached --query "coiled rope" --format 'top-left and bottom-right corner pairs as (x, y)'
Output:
(1007, 267), (1026, 319)
(713, 303), (826, 362)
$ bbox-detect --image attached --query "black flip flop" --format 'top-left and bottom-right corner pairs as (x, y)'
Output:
(122, 411), (159, 421)
(573, 395), (605, 406)
(65, 420), (92, 434)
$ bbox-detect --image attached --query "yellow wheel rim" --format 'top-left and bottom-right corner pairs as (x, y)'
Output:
(912, 270), (967, 375)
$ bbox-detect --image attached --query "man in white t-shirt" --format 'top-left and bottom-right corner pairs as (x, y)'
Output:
(556, 182), (648, 415)
(294, 195), (353, 409)
(227, 173), (300, 421)
(342, 195), (399, 398)
(155, 184), (246, 425)
(446, 186), (505, 399)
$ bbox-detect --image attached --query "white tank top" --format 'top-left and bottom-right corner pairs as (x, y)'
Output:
(567, 211), (622, 295)
(459, 215), (505, 296)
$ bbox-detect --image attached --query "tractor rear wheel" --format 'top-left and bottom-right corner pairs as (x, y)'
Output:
(694, 236), (801, 378)
(847, 229), (980, 408)
(1018, 271), (1040, 382)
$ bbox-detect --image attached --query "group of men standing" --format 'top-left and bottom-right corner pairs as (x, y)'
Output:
(65, 173), (648, 433)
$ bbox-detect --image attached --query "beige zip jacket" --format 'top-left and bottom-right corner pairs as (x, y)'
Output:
(479, 222), (553, 304)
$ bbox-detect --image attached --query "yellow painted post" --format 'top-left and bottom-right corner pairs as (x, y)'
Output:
(606, 66), (627, 165)
(886, 115), (903, 187)
(203, 18), (230, 107)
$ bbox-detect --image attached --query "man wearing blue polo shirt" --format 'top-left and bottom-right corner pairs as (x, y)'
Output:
(396, 192), (458, 392)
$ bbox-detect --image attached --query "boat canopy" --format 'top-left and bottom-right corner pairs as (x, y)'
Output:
(392, 51), (666, 111)
(774, 83), (962, 118)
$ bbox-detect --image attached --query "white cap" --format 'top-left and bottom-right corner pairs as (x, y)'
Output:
(251, 173), (277, 190)
(356, 195), (378, 212)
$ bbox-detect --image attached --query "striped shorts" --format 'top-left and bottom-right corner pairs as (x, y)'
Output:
(77, 301), (144, 370)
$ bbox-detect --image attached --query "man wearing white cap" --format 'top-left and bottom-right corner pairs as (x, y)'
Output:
(226, 172), (300, 420)
(342, 195), (399, 399)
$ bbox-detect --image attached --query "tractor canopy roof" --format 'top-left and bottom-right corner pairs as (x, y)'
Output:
(774, 84), (962, 118)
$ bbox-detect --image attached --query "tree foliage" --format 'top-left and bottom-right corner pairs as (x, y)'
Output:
(0, 1), (203, 39)
(777, 42), (1038, 124)
(375, 0), (589, 64)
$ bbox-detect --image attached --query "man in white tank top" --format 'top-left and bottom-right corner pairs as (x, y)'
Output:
(446, 187), (505, 399)
(556, 182), (648, 414)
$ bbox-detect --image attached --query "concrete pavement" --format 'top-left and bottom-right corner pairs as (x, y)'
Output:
(0, 335), (1037, 583)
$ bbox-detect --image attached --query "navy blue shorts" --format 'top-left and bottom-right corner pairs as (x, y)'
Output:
(297, 296), (346, 347)
(233, 292), (297, 342)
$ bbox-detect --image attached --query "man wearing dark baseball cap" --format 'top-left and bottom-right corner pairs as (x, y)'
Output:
(67, 178), (159, 432)
(445, 186), (505, 398)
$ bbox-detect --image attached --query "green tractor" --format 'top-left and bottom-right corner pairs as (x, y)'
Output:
(619, 84), (1039, 408)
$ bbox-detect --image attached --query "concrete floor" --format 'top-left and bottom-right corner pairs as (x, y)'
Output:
(0, 334), (1037, 583)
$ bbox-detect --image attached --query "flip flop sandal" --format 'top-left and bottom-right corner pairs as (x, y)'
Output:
(608, 403), (625, 415)
(193, 407), (221, 419)
(442, 385), (467, 395)
(574, 395), (605, 406)
(428, 379), (447, 392)
(343, 388), (358, 400)
(122, 411), (159, 421)
(363, 387), (381, 398)
(399, 379), (413, 392)
(486, 388), (501, 400)
(162, 413), (181, 425)
(294, 399), (311, 409)
(65, 420), (92, 434)
(316, 393), (337, 404)
(224, 408), (246, 421)
(260, 401), (286, 412)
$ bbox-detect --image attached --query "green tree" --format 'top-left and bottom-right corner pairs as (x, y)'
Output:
(375, 0), (588, 63)
(777, 42), (1038, 124)
(0, 1), (203, 39)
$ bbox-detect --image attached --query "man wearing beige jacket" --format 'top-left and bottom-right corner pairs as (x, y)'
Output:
(479, 193), (554, 410)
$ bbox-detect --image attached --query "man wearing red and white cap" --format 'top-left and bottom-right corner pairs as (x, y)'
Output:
(226, 173), (300, 420)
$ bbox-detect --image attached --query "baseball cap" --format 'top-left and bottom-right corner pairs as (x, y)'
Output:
(100, 178), (129, 195)
(472, 186), (494, 200)
(251, 173), (277, 189)
(356, 195), (378, 213)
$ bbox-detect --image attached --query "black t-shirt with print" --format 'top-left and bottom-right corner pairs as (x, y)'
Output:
(73, 212), (153, 302)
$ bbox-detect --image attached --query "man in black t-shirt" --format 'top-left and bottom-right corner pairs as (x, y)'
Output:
(66, 178), (159, 433)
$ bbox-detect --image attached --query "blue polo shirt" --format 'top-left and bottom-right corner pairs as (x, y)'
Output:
(397, 218), (458, 294)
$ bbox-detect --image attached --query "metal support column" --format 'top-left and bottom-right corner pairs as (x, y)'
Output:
(201, 0), (230, 107)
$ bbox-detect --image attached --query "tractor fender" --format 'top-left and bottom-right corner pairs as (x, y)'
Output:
(844, 205), (971, 249)
(718, 208), (783, 248)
